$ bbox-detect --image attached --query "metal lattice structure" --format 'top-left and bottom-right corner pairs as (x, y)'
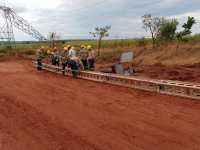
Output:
(33, 61), (200, 100)
(0, 5), (47, 48)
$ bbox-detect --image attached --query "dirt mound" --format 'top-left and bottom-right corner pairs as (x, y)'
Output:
(96, 60), (200, 83)
(134, 64), (200, 83)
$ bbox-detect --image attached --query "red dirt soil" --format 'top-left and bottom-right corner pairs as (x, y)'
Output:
(134, 64), (200, 83)
(0, 58), (200, 150)
(96, 61), (200, 83)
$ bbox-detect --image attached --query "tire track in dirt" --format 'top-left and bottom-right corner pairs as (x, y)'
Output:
(0, 58), (200, 150)
(0, 96), (100, 150)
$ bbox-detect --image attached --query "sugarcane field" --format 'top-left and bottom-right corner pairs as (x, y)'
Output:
(0, 1), (200, 150)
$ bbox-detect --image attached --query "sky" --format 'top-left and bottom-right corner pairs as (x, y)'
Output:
(1, 0), (200, 41)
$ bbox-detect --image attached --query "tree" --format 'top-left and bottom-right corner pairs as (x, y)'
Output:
(176, 16), (196, 48)
(90, 25), (111, 56)
(159, 19), (179, 41)
(142, 14), (163, 47)
(177, 16), (196, 41)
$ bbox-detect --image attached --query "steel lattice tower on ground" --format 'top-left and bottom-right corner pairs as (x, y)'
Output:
(0, 6), (15, 48)
(0, 5), (47, 49)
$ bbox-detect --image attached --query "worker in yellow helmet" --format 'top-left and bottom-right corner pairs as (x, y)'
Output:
(64, 47), (68, 52)
(68, 46), (76, 59)
(61, 45), (84, 78)
(65, 45), (70, 50)
(61, 46), (70, 75)
(64, 45), (84, 78)
(87, 45), (92, 50)
(46, 49), (53, 65)
(81, 45), (85, 49)
(67, 56), (84, 78)
(87, 45), (96, 71)
(63, 47), (69, 57)
(79, 45), (88, 70)
(50, 48), (55, 65)
(51, 47), (60, 67)
(47, 49), (52, 55)
(36, 46), (45, 71)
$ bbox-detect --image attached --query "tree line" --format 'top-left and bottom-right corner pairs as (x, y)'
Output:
(89, 14), (196, 56)
(48, 14), (196, 56)
(142, 14), (196, 48)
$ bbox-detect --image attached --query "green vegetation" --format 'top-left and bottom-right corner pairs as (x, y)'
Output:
(142, 14), (162, 47)
(142, 14), (196, 47)
(159, 19), (179, 41)
(0, 38), (150, 61)
(176, 16), (196, 48)
(64, 38), (149, 49)
(0, 15), (198, 66)
(90, 25), (111, 56)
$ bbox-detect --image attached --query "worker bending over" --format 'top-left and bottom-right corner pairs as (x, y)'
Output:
(68, 56), (84, 78)
(79, 45), (88, 70)
(67, 46), (84, 78)
(36, 47), (45, 71)
(87, 45), (96, 71)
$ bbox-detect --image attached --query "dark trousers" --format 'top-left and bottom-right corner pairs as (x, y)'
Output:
(62, 61), (68, 75)
(81, 59), (88, 70)
(37, 59), (42, 71)
(68, 60), (78, 78)
(52, 58), (60, 67)
(88, 59), (95, 71)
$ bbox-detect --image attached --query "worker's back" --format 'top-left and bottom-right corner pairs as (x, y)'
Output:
(68, 48), (76, 59)
(53, 51), (60, 59)
(61, 51), (68, 63)
(79, 48), (88, 60)
(36, 49), (43, 60)
(88, 49), (96, 60)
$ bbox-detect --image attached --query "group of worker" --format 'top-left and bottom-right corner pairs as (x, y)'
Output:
(36, 45), (96, 78)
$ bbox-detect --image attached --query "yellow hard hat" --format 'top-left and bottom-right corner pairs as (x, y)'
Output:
(81, 45), (86, 49)
(63, 47), (68, 51)
(47, 50), (51, 54)
(66, 45), (71, 50)
(87, 45), (92, 50)
(53, 47), (58, 52)
(41, 46), (45, 50)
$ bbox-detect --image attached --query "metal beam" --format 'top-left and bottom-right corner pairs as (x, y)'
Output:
(33, 62), (200, 100)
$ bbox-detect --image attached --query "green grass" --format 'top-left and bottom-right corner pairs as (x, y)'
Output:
(1, 34), (200, 67)
(0, 35), (199, 61)
(0, 38), (148, 58)
(63, 39), (138, 49)
(100, 49), (124, 60)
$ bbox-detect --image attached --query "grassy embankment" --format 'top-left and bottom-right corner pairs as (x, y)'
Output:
(0, 35), (200, 66)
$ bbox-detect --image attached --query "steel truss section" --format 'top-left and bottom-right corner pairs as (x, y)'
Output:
(0, 5), (47, 48)
(33, 62), (200, 100)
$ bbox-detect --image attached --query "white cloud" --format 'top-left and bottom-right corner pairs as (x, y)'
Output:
(170, 10), (200, 34)
(0, 0), (200, 40)
(6, 0), (63, 9)
(158, 0), (183, 7)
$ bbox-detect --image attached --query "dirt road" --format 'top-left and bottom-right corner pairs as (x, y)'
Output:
(0, 58), (200, 150)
